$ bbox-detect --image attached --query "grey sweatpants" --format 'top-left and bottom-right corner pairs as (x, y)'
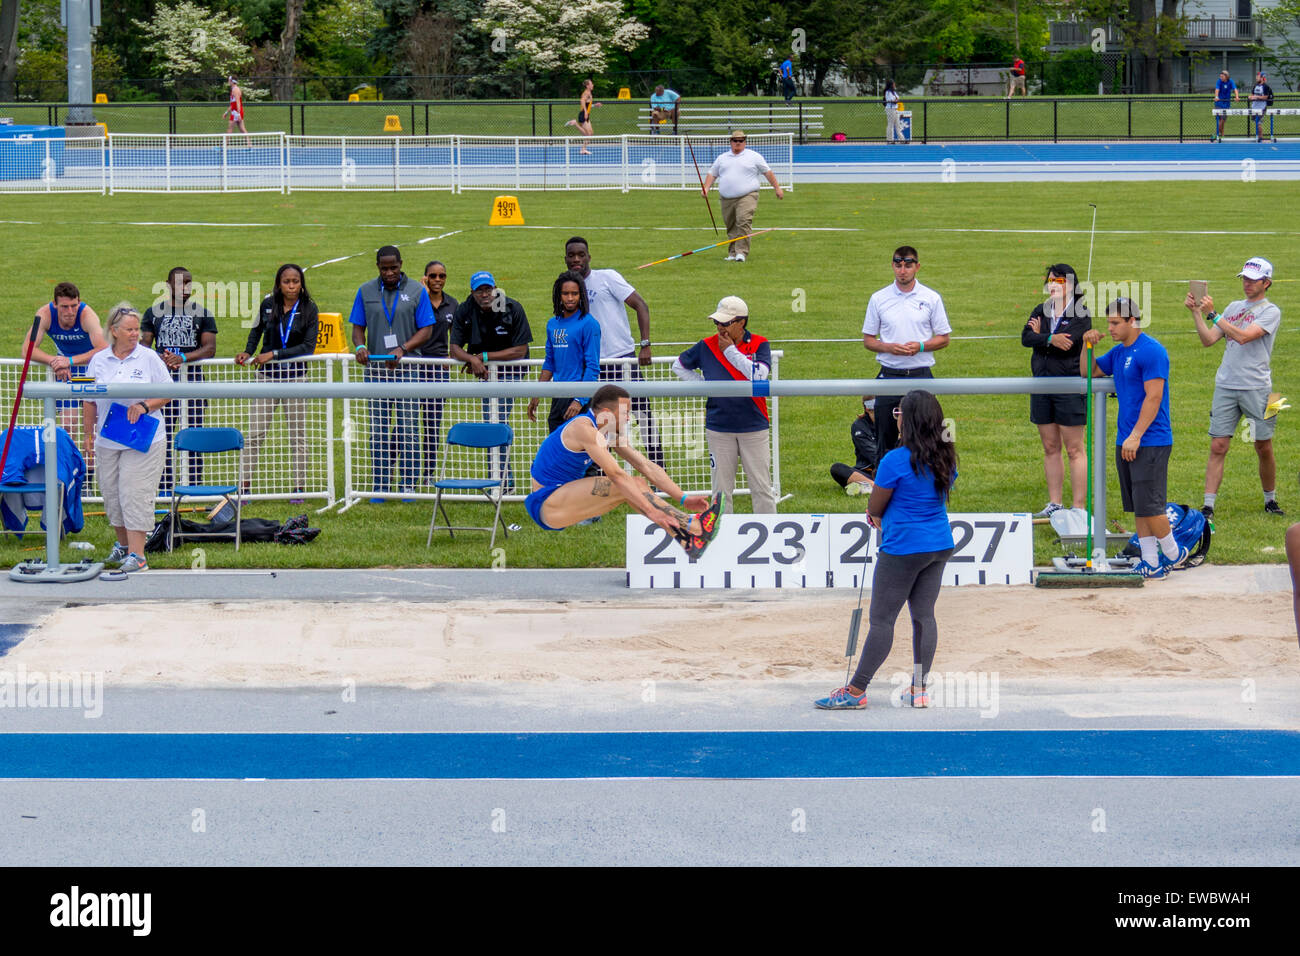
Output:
(850, 547), (954, 690)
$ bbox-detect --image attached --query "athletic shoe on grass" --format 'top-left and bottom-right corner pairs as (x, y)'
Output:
(815, 686), (868, 710)
(845, 479), (873, 496)
(1135, 559), (1168, 580)
(120, 553), (148, 573)
(1200, 504), (1214, 519)
(105, 542), (128, 566)
(1265, 500), (1286, 516)
(1034, 502), (1064, 518)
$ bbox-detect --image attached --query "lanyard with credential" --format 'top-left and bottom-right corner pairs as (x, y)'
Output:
(279, 300), (300, 347)
(379, 278), (399, 331)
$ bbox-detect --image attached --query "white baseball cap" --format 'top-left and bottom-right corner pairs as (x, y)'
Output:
(709, 295), (749, 321)
(1238, 257), (1273, 280)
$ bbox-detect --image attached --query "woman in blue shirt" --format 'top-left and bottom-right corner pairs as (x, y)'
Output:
(817, 389), (957, 710)
(527, 271), (601, 433)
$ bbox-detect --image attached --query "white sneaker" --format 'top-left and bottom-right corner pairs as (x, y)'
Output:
(845, 478), (873, 496)
(734, 252), (746, 262)
(724, 253), (737, 261)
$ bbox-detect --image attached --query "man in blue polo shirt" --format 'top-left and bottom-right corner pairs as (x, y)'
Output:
(780, 57), (795, 102)
(1213, 69), (1239, 142)
(1082, 298), (1187, 578)
(350, 245), (435, 500)
(673, 295), (775, 513)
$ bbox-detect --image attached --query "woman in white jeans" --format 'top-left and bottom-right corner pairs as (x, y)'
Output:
(85, 303), (173, 572)
(884, 79), (902, 143)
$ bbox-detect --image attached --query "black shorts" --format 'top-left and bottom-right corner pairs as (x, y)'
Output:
(1030, 392), (1086, 427)
(577, 109), (588, 124)
(1115, 444), (1171, 518)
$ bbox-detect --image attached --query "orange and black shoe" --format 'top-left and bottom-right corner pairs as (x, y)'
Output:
(675, 491), (725, 562)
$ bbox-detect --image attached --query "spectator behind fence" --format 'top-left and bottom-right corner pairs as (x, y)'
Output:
(1021, 263), (1091, 518)
(85, 303), (173, 574)
(883, 80), (903, 143)
(650, 85), (680, 134)
(449, 271), (532, 494)
(350, 245), (434, 501)
(22, 281), (107, 474)
(1007, 57), (1026, 98)
(141, 266), (217, 493)
(418, 260), (458, 485)
(237, 263), (319, 499)
(1213, 69), (1239, 142)
(528, 271), (601, 433)
(563, 236), (663, 466)
(673, 295), (776, 513)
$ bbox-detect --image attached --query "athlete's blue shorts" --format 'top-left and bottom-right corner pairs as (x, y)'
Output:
(525, 483), (566, 531)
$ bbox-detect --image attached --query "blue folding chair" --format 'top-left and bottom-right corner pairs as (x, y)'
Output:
(426, 422), (513, 549)
(169, 427), (245, 551)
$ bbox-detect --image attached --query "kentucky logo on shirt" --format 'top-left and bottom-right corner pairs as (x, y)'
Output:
(553, 328), (569, 346)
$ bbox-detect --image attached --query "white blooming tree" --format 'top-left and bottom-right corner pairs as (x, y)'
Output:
(133, 1), (253, 89)
(474, 0), (649, 74)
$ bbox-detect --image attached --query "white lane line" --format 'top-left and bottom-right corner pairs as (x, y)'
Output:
(417, 229), (464, 244)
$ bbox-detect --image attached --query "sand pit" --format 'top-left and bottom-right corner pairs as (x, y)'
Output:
(10, 580), (1298, 687)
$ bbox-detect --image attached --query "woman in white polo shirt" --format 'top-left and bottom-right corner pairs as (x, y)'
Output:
(85, 303), (173, 572)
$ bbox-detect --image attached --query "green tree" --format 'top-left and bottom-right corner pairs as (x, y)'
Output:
(133, 1), (254, 98)
(1064, 0), (1187, 93)
(1250, 0), (1300, 92)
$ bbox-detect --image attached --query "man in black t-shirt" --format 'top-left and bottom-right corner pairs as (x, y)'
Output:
(141, 266), (218, 490)
(449, 271), (532, 492)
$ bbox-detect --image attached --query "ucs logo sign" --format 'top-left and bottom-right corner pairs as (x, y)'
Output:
(69, 383), (109, 393)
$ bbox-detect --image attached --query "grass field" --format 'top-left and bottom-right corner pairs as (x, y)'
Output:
(7, 94), (1298, 140)
(0, 180), (1297, 570)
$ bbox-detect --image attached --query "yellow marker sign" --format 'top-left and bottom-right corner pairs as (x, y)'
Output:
(617, 87), (631, 100)
(95, 123), (107, 136)
(348, 93), (360, 102)
(94, 93), (107, 104)
(315, 312), (350, 354)
(383, 114), (402, 132)
(489, 195), (525, 225)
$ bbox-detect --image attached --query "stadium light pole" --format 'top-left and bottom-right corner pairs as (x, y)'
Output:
(64, 0), (99, 128)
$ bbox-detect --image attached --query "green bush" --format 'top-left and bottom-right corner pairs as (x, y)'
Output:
(1045, 49), (1106, 96)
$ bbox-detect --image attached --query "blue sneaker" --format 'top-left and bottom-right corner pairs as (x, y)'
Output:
(1135, 559), (1168, 580)
(814, 686), (868, 710)
(1165, 544), (1191, 571)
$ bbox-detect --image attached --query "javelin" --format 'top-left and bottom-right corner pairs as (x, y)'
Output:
(636, 229), (773, 269)
(685, 137), (718, 235)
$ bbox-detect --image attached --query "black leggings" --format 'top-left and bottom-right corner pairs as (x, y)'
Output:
(850, 547), (954, 690)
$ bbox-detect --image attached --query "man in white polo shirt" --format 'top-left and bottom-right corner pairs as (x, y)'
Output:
(701, 130), (785, 262)
(564, 235), (664, 467)
(1187, 256), (1285, 519)
(862, 245), (952, 468)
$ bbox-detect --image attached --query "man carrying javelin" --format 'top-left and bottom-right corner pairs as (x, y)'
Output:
(525, 384), (725, 559)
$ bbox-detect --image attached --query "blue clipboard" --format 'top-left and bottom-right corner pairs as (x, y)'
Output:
(101, 402), (159, 452)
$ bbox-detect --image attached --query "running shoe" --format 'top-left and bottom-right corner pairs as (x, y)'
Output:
(845, 478), (873, 497)
(1265, 500), (1286, 516)
(814, 686), (868, 710)
(105, 542), (128, 566)
(675, 491), (725, 562)
(1033, 502), (1064, 519)
(734, 253), (746, 263)
(724, 253), (737, 261)
(120, 552), (149, 573)
(1200, 504), (1214, 519)
(1134, 559), (1168, 580)
(1163, 544), (1191, 572)
(901, 686), (929, 708)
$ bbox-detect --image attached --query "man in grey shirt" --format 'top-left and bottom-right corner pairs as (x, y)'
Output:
(349, 245), (434, 500)
(1187, 256), (1284, 518)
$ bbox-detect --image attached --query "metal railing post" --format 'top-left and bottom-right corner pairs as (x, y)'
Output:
(42, 397), (59, 571)
(1093, 388), (1108, 562)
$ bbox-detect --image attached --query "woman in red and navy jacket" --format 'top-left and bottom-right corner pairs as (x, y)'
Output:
(673, 295), (775, 513)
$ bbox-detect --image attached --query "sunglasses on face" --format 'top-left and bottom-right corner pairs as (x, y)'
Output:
(426, 272), (446, 280)
(1047, 276), (1068, 285)
(730, 137), (746, 143)
(714, 317), (742, 327)
(893, 257), (918, 266)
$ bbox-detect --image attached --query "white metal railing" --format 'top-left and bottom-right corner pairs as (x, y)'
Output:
(0, 132), (794, 194)
(1, 352), (783, 509)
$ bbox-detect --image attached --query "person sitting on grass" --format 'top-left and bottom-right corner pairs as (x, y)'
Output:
(830, 397), (877, 495)
(525, 384), (724, 560)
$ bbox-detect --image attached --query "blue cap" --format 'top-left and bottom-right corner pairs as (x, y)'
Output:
(470, 271), (495, 290)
